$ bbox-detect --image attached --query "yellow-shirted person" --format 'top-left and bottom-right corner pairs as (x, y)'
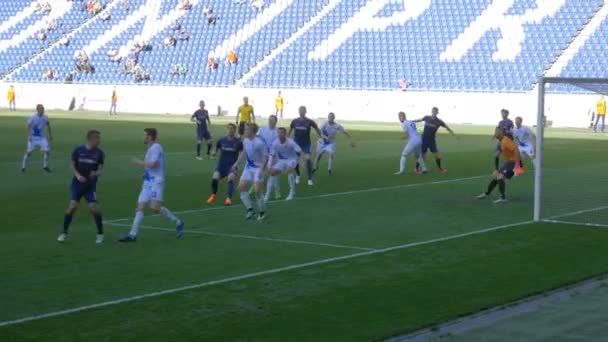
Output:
(594, 96), (606, 133)
(236, 96), (255, 136)
(275, 91), (284, 118)
(110, 87), (118, 116)
(7, 85), (16, 112)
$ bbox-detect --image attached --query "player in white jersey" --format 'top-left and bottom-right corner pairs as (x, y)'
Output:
(265, 128), (301, 202)
(395, 111), (427, 175)
(233, 123), (269, 220)
(119, 128), (184, 242)
(256, 115), (281, 199)
(313, 112), (354, 176)
(21, 104), (53, 172)
(513, 117), (536, 170)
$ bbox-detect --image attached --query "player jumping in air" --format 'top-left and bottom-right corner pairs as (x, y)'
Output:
(288, 106), (325, 186)
(191, 100), (213, 160)
(495, 109), (515, 171)
(477, 127), (521, 203)
(513, 117), (536, 171)
(313, 112), (355, 176)
(257, 115), (281, 199)
(233, 123), (268, 220)
(119, 128), (184, 242)
(414, 107), (456, 173)
(265, 127), (301, 202)
(207, 124), (243, 206)
(395, 111), (427, 175)
(57, 130), (105, 244)
(22, 104), (53, 173)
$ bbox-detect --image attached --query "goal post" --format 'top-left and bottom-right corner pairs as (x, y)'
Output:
(534, 76), (608, 224)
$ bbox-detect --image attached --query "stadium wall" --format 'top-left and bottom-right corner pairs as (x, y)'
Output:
(4, 82), (597, 128)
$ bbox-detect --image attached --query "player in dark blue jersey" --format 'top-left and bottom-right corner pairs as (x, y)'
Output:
(57, 130), (105, 244)
(495, 109), (515, 170)
(288, 106), (324, 186)
(414, 107), (456, 173)
(191, 100), (213, 160)
(206, 123), (243, 206)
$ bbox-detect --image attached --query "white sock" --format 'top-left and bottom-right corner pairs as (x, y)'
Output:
(42, 152), (49, 168)
(240, 191), (253, 210)
(265, 176), (276, 198)
(160, 207), (180, 224)
(417, 156), (427, 172)
(288, 173), (295, 194)
(22, 153), (29, 169)
(399, 156), (406, 172)
(257, 197), (265, 213)
(129, 211), (144, 236)
(328, 157), (333, 171)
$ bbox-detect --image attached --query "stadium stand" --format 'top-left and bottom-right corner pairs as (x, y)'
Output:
(0, 0), (605, 92)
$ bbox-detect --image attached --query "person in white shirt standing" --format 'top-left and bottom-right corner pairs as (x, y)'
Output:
(257, 115), (280, 199)
(513, 116), (536, 170)
(314, 112), (355, 176)
(233, 123), (269, 220)
(395, 111), (426, 175)
(265, 127), (301, 202)
(22, 104), (53, 173)
(119, 128), (184, 242)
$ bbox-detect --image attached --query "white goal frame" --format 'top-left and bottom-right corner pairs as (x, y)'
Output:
(534, 76), (608, 221)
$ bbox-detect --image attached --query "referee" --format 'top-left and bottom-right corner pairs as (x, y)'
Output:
(236, 96), (255, 136)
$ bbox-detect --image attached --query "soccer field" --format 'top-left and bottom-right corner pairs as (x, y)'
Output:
(2, 111), (608, 341)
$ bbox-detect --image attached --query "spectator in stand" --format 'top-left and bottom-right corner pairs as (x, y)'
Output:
(107, 48), (121, 62)
(179, 0), (192, 10)
(203, 5), (213, 15)
(164, 34), (176, 47)
(123, 0), (131, 12)
(100, 10), (111, 21)
(76, 49), (89, 63)
(179, 28), (190, 41)
(64, 72), (74, 84)
(37, 30), (47, 42)
(36, 1), (51, 13)
(59, 35), (70, 46)
(251, 0), (264, 10)
(227, 50), (238, 65)
(171, 20), (181, 31)
(207, 11), (217, 25)
(45, 19), (58, 31)
(41, 69), (59, 80)
(233, 0), (246, 4)
(207, 57), (218, 71)
(93, 1), (103, 15)
(170, 64), (188, 76)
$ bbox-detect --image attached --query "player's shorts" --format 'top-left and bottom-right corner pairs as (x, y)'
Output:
(518, 144), (534, 158)
(421, 137), (438, 154)
(499, 161), (515, 179)
(70, 180), (97, 203)
(238, 122), (246, 135)
(196, 127), (211, 140)
(215, 163), (237, 178)
(137, 179), (165, 204)
(295, 141), (312, 155)
(402, 139), (422, 157)
(240, 166), (264, 183)
(27, 137), (50, 152)
(316, 140), (336, 155)
(272, 159), (297, 172)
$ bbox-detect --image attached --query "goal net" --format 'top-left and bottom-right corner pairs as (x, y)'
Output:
(535, 77), (608, 227)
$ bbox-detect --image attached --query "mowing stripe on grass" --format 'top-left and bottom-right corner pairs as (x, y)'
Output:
(104, 174), (487, 224)
(106, 222), (375, 251)
(0, 219), (532, 328)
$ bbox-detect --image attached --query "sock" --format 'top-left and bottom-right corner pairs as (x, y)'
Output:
(211, 179), (219, 194)
(257, 197), (265, 214)
(399, 156), (406, 172)
(160, 207), (180, 224)
(295, 164), (300, 176)
(486, 179), (498, 195)
(196, 143), (201, 156)
(206, 143), (212, 156)
(288, 173), (295, 193)
(240, 191), (253, 210)
(227, 180), (235, 199)
(315, 154), (322, 169)
(415, 161), (420, 169)
(435, 157), (442, 169)
(274, 177), (280, 195)
(327, 157), (333, 172)
(306, 160), (313, 180)
(93, 213), (103, 234)
(417, 156), (427, 172)
(498, 180), (506, 199)
(43, 152), (49, 168)
(63, 213), (73, 234)
(494, 156), (499, 170)
(22, 153), (29, 169)
(129, 211), (144, 236)
(266, 176), (276, 198)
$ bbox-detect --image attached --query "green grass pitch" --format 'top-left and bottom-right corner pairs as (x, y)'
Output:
(2, 110), (608, 341)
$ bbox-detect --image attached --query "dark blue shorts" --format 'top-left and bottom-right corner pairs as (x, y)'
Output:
(296, 141), (311, 155)
(216, 164), (237, 178)
(70, 180), (97, 203)
(197, 127), (211, 140)
(422, 138), (438, 153)
(499, 162), (515, 179)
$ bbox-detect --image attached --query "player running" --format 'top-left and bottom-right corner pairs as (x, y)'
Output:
(414, 107), (455, 173)
(119, 128), (184, 242)
(236, 96), (255, 137)
(513, 117), (536, 170)
(313, 112), (354, 176)
(477, 127), (522, 203)
(395, 111), (426, 175)
(21, 104), (53, 173)
(288, 106), (324, 186)
(57, 130), (105, 244)
(206, 124), (243, 206)
(191, 100), (213, 160)
(265, 128), (301, 202)
(233, 123), (268, 220)
(495, 109), (514, 171)
(257, 115), (281, 199)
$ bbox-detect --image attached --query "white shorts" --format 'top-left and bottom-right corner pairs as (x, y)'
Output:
(272, 159), (297, 172)
(402, 139), (422, 157)
(27, 137), (50, 152)
(137, 180), (165, 204)
(519, 144), (535, 158)
(240, 166), (264, 183)
(317, 141), (336, 155)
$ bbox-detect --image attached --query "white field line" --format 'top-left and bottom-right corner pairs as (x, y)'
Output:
(104, 174), (487, 223)
(0, 219), (534, 328)
(107, 222), (375, 251)
(542, 219), (608, 228)
(545, 205), (608, 220)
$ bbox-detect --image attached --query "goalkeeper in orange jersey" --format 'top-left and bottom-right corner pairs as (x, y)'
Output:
(476, 127), (521, 203)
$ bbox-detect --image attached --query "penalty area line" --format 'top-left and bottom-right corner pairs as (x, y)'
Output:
(0, 218), (532, 328)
